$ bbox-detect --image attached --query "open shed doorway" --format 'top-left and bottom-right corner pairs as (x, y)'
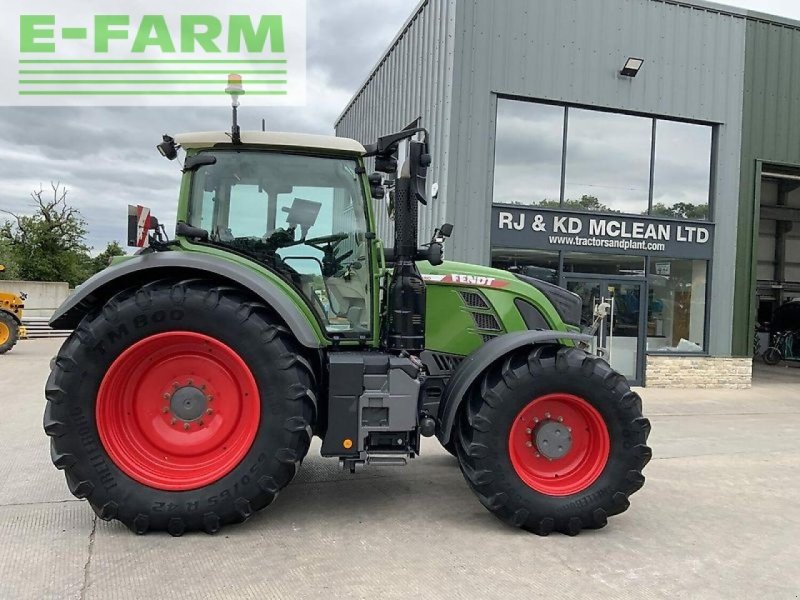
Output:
(754, 164), (800, 379)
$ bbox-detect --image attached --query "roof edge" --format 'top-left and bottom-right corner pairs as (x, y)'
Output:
(174, 131), (366, 154)
(651, 0), (800, 30)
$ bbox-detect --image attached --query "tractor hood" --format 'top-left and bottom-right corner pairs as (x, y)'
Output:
(418, 261), (582, 328)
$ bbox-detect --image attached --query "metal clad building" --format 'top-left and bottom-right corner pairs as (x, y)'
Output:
(337, 0), (457, 241)
(337, 0), (800, 387)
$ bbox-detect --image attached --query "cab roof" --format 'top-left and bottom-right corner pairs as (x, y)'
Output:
(174, 131), (366, 155)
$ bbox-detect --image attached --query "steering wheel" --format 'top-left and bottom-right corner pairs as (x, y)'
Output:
(304, 233), (353, 277)
(304, 232), (349, 248)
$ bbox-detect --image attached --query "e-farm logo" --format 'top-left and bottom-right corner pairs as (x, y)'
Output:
(1, 0), (306, 106)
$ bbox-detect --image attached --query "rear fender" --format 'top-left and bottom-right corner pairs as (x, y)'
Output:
(436, 330), (593, 444)
(49, 252), (324, 348)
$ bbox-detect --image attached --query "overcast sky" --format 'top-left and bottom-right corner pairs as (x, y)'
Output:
(0, 0), (798, 251)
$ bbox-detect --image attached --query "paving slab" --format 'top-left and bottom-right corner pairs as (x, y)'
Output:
(0, 339), (798, 599)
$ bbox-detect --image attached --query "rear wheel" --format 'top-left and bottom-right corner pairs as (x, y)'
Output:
(455, 345), (651, 536)
(0, 312), (19, 354)
(44, 280), (317, 535)
(763, 346), (782, 365)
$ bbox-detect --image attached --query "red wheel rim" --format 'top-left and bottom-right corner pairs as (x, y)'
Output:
(508, 393), (609, 496)
(96, 332), (260, 491)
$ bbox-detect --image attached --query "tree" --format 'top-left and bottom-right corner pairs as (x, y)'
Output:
(92, 241), (127, 274)
(533, 195), (617, 212)
(0, 240), (19, 279)
(650, 202), (709, 220)
(0, 183), (92, 286)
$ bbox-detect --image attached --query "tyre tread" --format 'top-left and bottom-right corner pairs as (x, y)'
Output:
(454, 344), (650, 536)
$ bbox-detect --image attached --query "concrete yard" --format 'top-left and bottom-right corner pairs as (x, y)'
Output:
(1, 339), (799, 599)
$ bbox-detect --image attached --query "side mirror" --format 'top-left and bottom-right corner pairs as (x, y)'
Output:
(374, 155), (397, 174)
(368, 173), (385, 199)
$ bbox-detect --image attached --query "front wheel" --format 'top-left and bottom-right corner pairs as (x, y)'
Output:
(455, 345), (651, 535)
(44, 280), (317, 535)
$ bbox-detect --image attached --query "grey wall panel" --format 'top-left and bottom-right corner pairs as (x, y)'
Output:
(335, 0), (457, 247)
(446, 0), (746, 355)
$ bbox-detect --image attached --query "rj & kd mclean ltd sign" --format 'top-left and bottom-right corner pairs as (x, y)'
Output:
(492, 206), (714, 260)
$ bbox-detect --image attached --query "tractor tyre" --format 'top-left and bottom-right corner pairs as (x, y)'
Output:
(455, 344), (651, 536)
(442, 438), (458, 458)
(0, 312), (19, 354)
(44, 279), (317, 535)
(762, 347), (782, 365)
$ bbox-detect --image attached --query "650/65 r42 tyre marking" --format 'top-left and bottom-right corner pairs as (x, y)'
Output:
(96, 331), (261, 491)
(455, 345), (651, 536)
(44, 279), (317, 536)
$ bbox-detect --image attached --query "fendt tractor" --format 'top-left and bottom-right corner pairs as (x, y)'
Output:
(44, 77), (650, 537)
(0, 265), (26, 354)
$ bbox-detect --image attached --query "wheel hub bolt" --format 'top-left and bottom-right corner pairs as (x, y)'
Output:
(525, 428), (532, 434)
(163, 393), (171, 400)
(525, 441), (532, 447)
(183, 423), (190, 431)
(161, 406), (169, 414)
(170, 418), (177, 425)
(206, 408), (213, 415)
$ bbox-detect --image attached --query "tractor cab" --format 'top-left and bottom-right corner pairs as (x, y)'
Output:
(175, 132), (377, 338)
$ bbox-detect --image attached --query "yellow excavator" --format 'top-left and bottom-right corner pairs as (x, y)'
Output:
(0, 265), (26, 354)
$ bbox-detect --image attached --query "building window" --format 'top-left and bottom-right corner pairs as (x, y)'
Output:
(647, 258), (707, 353)
(492, 98), (714, 218)
(493, 100), (564, 206)
(563, 253), (645, 276)
(564, 109), (652, 215)
(651, 120), (712, 220)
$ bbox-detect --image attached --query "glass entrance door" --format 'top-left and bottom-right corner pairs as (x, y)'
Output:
(565, 278), (646, 384)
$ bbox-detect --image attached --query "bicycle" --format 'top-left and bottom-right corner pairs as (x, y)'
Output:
(762, 330), (800, 365)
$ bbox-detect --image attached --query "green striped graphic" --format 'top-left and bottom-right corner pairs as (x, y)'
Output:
(19, 70), (287, 75)
(19, 80), (288, 85)
(19, 59), (287, 64)
(19, 90), (289, 96)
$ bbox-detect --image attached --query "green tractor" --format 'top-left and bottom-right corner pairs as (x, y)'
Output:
(44, 78), (650, 536)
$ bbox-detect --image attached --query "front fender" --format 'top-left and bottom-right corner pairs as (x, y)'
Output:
(436, 330), (593, 444)
(49, 251), (324, 348)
